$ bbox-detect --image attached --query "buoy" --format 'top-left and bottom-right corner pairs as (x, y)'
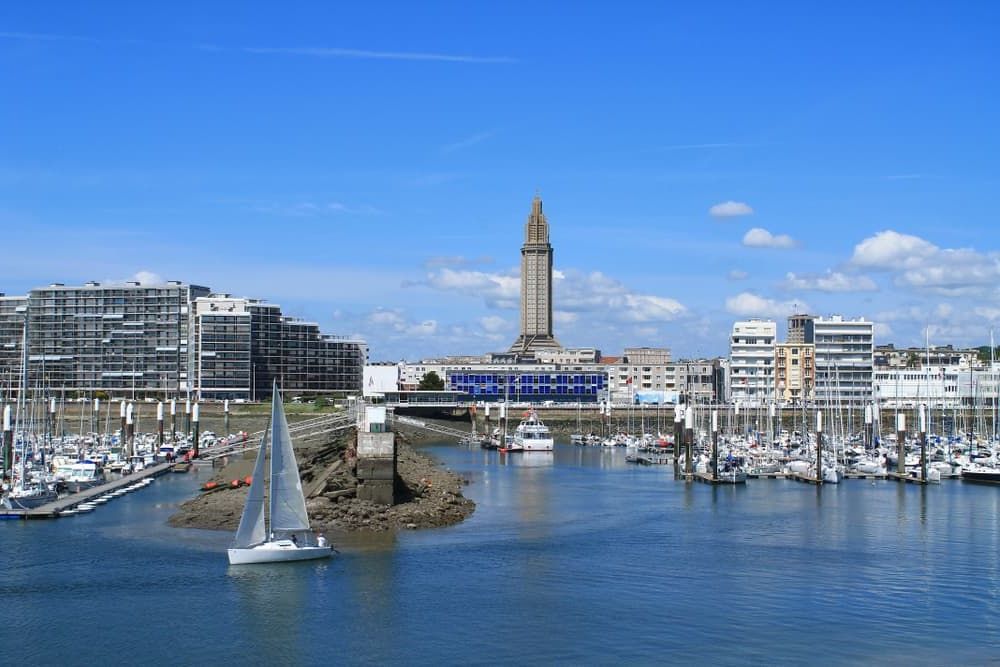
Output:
(202, 481), (218, 491)
(230, 479), (240, 488)
(244, 476), (253, 486)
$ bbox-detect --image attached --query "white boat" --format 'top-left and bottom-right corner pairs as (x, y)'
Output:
(512, 410), (554, 452)
(228, 383), (333, 565)
(2, 481), (58, 510)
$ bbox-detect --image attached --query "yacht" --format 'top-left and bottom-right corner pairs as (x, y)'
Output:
(512, 410), (554, 452)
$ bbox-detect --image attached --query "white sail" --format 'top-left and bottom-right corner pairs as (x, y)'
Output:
(267, 385), (310, 535)
(232, 425), (268, 548)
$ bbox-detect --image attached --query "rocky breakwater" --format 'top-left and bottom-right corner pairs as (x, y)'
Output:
(169, 428), (474, 533)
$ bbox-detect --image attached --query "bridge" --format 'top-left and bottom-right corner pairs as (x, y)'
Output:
(198, 403), (483, 462)
(391, 415), (478, 442)
(199, 409), (359, 461)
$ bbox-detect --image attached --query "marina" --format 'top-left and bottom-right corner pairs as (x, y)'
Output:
(0, 461), (172, 519)
(3, 439), (999, 665)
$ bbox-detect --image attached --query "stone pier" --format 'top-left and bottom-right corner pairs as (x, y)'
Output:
(356, 405), (397, 505)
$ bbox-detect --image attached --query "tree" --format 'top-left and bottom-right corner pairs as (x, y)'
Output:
(418, 371), (445, 391)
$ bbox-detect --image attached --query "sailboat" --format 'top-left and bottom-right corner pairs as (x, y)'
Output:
(227, 383), (333, 565)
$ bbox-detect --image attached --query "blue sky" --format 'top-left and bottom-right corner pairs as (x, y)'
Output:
(2, 2), (999, 360)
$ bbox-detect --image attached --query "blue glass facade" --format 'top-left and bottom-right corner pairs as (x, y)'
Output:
(446, 371), (605, 402)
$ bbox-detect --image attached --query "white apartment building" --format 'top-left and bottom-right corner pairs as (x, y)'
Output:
(812, 315), (874, 403)
(729, 319), (776, 407)
(874, 362), (1000, 409)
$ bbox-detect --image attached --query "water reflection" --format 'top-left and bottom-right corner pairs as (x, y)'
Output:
(500, 451), (554, 468)
(226, 560), (319, 664)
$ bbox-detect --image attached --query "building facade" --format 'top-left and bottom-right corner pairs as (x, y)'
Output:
(774, 343), (815, 403)
(812, 315), (874, 403)
(193, 296), (253, 399)
(23, 281), (209, 396)
(509, 194), (561, 355)
(0, 281), (366, 400)
(0, 295), (28, 398)
(874, 344), (982, 370)
(873, 363), (999, 409)
(447, 368), (605, 403)
(729, 319), (776, 406)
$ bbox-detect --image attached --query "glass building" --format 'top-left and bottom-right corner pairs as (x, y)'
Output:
(447, 370), (605, 403)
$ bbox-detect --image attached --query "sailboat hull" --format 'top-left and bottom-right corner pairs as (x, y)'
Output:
(228, 541), (332, 565)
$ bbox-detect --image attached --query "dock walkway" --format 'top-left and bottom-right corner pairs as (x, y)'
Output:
(1, 462), (173, 520)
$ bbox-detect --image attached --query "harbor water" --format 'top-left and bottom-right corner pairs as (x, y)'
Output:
(2, 442), (999, 665)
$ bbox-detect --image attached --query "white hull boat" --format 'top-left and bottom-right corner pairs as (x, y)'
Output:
(512, 410), (554, 452)
(228, 540), (332, 565)
(228, 382), (333, 566)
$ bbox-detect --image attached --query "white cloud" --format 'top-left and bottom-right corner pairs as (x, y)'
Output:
(555, 270), (686, 323)
(781, 271), (877, 292)
(242, 46), (515, 64)
(365, 309), (438, 338)
(852, 230), (1000, 294)
(424, 255), (493, 268)
(441, 130), (495, 153)
(367, 309), (406, 327)
(851, 230), (937, 270)
(742, 228), (797, 249)
(973, 306), (1000, 322)
(0, 32), (519, 64)
(419, 267), (520, 309)
(727, 269), (749, 281)
(253, 201), (381, 217)
(100, 270), (164, 285)
(131, 270), (163, 285)
(873, 322), (894, 339)
(553, 311), (578, 325)
(406, 320), (438, 336)
(478, 315), (510, 333)
(725, 292), (809, 318)
(709, 201), (753, 218)
(418, 267), (686, 325)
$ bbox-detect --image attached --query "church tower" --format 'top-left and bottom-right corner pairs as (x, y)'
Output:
(509, 193), (562, 355)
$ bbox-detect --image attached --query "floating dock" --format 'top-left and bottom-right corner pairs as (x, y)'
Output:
(1, 462), (174, 520)
(887, 472), (928, 485)
(788, 473), (823, 485)
(692, 471), (748, 485)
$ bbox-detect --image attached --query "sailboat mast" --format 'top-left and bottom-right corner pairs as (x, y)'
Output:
(991, 329), (997, 444)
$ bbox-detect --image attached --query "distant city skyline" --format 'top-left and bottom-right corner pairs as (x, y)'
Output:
(3, 3), (999, 360)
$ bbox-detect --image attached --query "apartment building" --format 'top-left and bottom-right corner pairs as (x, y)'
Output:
(0, 281), (366, 399)
(774, 343), (815, 403)
(729, 319), (776, 406)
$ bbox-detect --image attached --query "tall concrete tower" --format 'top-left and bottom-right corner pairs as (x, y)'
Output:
(509, 193), (562, 355)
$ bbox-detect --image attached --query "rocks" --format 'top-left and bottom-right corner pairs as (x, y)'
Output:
(168, 427), (475, 533)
